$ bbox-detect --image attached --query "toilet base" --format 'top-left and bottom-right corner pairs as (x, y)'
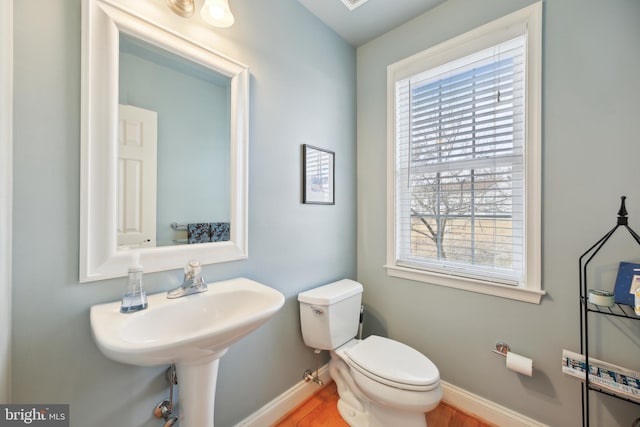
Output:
(330, 356), (370, 426)
(337, 396), (429, 427)
(329, 350), (434, 427)
(336, 398), (370, 427)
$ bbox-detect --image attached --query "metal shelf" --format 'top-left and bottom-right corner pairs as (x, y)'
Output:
(578, 196), (640, 427)
(586, 383), (640, 406)
(582, 297), (640, 320)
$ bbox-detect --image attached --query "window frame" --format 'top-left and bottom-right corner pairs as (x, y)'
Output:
(385, 2), (544, 304)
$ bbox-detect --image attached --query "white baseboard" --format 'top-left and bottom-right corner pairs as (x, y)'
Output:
(235, 364), (331, 427)
(441, 380), (548, 427)
(235, 366), (547, 427)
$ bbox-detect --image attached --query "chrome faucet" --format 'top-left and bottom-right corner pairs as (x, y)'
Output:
(167, 260), (207, 299)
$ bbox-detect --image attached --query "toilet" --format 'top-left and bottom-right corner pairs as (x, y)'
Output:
(298, 279), (442, 427)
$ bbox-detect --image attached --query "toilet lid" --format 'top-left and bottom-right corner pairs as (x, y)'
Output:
(345, 335), (439, 389)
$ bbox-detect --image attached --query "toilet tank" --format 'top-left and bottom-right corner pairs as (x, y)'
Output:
(298, 279), (363, 350)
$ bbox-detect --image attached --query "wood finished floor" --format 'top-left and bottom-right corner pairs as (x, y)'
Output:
(273, 381), (497, 427)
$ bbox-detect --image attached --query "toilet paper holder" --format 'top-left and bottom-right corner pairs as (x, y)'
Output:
(492, 341), (511, 357)
(492, 341), (534, 376)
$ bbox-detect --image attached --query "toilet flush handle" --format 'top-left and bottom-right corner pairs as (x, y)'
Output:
(310, 305), (324, 315)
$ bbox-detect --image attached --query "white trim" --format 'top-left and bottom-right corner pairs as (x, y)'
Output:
(441, 380), (549, 427)
(0, 0), (13, 403)
(234, 365), (331, 427)
(386, 2), (543, 304)
(386, 265), (544, 304)
(233, 367), (546, 427)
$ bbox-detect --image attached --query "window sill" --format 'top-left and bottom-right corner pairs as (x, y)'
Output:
(384, 264), (545, 304)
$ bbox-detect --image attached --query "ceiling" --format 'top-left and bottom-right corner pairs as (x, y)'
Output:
(296, 0), (446, 47)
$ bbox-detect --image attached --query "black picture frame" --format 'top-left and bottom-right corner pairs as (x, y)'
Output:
(302, 144), (335, 205)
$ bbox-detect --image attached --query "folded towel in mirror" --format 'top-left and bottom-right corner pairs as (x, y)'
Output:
(210, 222), (230, 242)
(187, 223), (211, 244)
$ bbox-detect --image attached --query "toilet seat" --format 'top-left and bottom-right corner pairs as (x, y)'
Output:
(345, 335), (440, 392)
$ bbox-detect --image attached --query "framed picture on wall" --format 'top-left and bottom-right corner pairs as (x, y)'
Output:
(302, 144), (335, 205)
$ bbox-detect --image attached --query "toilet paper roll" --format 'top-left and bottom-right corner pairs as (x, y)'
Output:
(506, 351), (533, 376)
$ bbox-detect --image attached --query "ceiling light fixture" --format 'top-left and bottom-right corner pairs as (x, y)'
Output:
(166, 0), (196, 18)
(201, 0), (235, 28)
(166, 0), (235, 28)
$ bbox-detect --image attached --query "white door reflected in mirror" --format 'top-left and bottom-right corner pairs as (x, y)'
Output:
(117, 104), (157, 249)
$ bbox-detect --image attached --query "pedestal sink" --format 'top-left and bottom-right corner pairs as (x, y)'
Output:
(90, 277), (285, 427)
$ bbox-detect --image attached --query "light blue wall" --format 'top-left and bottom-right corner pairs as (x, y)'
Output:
(12, 0), (355, 426)
(357, 0), (640, 426)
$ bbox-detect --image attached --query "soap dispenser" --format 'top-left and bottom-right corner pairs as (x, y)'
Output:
(120, 252), (148, 313)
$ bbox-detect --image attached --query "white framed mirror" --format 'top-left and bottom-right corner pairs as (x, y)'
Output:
(80, 0), (249, 282)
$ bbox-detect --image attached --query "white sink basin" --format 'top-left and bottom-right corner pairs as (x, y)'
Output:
(90, 277), (285, 427)
(91, 277), (284, 366)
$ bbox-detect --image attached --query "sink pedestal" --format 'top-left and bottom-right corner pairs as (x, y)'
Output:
(175, 351), (228, 427)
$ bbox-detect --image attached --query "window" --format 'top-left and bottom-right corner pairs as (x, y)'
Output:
(386, 3), (543, 303)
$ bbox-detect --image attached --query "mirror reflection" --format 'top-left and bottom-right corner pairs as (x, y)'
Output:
(118, 33), (231, 248)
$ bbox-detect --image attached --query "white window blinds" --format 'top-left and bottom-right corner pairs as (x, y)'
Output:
(394, 35), (526, 285)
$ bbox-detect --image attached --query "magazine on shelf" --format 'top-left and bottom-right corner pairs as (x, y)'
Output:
(562, 349), (640, 403)
(613, 261), (640, 306)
